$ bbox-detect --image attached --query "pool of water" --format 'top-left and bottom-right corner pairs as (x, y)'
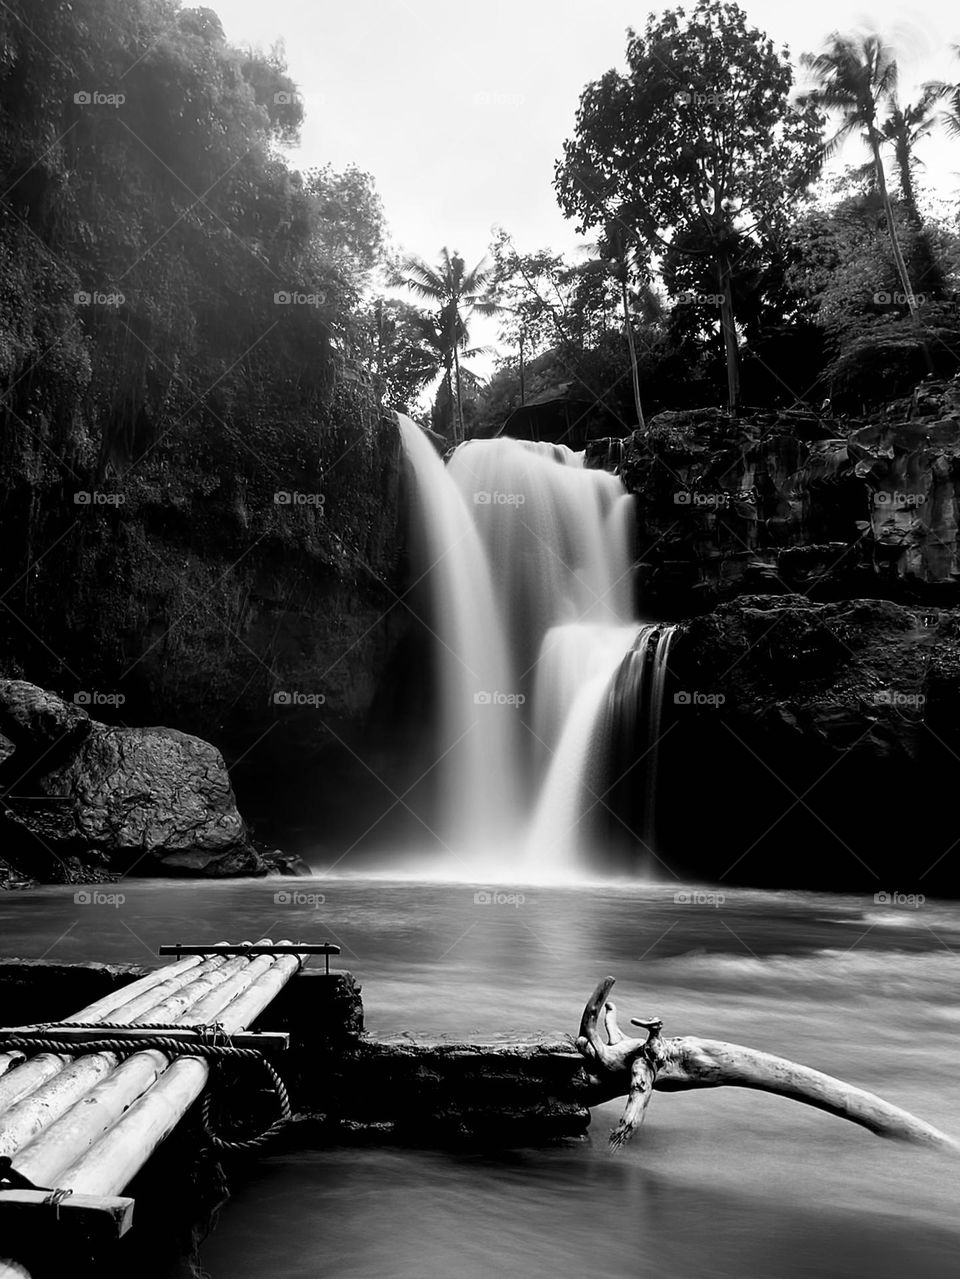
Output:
(2, 878), (959, 1278)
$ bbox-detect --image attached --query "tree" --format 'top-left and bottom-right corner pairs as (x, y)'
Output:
(926, 45), (960, 140)
(0, 0), (396, 705)
(603, 222), (648, 430)
(303, 163), (387, 287)
(364, 298), (446, 412)
(799, 33), (922, 321)
(392, 248), (497, 442)
(878, 89), (941, 227)
(555, 0), (823, 415)
(782, 179), (960, 406)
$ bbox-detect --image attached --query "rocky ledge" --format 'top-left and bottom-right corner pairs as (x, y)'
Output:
(0, 679), (309, 887)
(620, 374), (960, 615)
(655, 594), (960, 893)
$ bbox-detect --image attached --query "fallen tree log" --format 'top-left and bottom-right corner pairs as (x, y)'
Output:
(577, 977), (958, 1152)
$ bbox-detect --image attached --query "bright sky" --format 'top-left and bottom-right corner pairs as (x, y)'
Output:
(212, 0), (959, 376)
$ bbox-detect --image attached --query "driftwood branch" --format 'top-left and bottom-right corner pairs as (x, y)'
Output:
(577, 977), (958, 1152)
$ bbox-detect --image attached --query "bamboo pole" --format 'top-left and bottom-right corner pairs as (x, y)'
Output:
(75, 954), (214, 1024)
(65, 954), (207, 1024)
(0, 954), (228, 1113)
(56, 946), (304, 1197)
(0, 949), (247, 1156)
(12, 944), (282, 1186)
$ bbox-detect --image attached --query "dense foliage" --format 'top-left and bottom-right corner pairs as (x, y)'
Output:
(474, 8), (960, 433)
(0, 0), (395, 721)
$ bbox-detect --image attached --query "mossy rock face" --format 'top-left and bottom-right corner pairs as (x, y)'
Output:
(620, 376), (960, 618)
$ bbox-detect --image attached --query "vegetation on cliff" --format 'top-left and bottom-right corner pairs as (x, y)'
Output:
(0, 0), (404, 753)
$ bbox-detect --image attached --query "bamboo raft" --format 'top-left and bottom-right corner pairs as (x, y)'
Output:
(0, 939), (339, 1276)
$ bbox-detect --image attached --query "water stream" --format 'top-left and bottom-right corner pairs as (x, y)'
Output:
(3, 881), (957, 1279)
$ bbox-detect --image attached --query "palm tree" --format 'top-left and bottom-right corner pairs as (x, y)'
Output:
(393, 248), (498, 442)
(925, 45), (960, 139)
(800, 33), (920, 320)
(880, 88), (941, 226)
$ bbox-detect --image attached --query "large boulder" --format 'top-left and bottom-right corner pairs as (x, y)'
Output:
(0, 681), (265, 879)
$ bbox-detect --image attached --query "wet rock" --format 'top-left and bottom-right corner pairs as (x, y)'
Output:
(0, 681), (265, 880)
(656, 595), (960, 891)
(261, 847), (313, 876)
(620, 374), (960, 615)
(0, 679), (90, 756)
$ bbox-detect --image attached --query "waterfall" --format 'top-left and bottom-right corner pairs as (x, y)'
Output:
(395, 417), (521, 859)
(396, 413), (674, 879)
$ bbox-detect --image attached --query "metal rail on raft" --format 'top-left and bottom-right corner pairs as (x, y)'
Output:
(0, 939), (336, 1271)
(159, 942), (341, 975)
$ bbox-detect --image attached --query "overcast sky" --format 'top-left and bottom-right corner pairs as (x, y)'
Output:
(210, 0), (958, 378)
(213, 0), (958, 258)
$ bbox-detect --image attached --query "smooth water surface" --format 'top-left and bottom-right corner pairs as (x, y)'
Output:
(2, 879), (958, 1278)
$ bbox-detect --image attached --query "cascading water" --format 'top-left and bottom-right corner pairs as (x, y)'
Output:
(395, 416), (521, 859)
(396, 412), (675, 879)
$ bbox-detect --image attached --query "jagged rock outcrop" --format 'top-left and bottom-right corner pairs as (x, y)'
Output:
(655, 595), (960, 892)
(0, 679), (280, 882)
(621, 375), (960, 615)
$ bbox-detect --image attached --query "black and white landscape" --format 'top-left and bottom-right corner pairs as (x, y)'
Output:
(1, 2), (960, 1277)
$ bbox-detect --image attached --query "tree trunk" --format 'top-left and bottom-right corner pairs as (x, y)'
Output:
(519, 330), (526, 407)
(717, 250), (740, 415)
(872, 134), (934, 374)
(452, 344), (464, 444)
(620, 277), (645, 432)
(441, 363), (454, 441)
(577, 977), (958, 1152)
(871, 134), (919, 319)
(895, 136), (922, 229)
